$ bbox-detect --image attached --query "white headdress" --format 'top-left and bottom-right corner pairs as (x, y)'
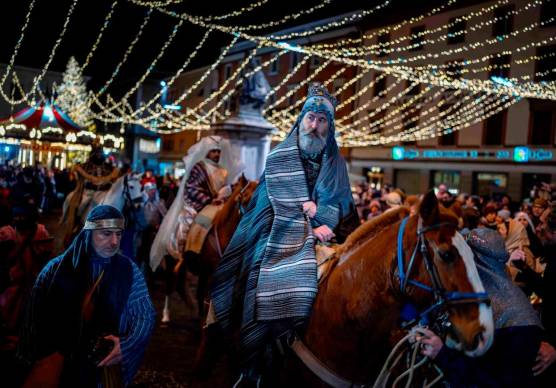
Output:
(149, 136), (243, 270)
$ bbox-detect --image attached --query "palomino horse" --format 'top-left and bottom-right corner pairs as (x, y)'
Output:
(281, 191), (493, 386)
(61, 173), (142, 244)
(170, 175), (258, 320)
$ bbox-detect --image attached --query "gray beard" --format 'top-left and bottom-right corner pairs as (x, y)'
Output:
(299, 131), (326, 154)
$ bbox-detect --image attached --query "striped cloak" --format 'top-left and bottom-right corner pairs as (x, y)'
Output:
(211, 119), (354, 357)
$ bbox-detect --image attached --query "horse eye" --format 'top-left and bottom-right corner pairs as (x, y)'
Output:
(439, 249), (457, 263)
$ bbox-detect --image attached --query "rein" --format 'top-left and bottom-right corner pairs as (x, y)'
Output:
(289, 216), (490, 388)
(210, 181), (251, 259)
(396, 216), (489, 328)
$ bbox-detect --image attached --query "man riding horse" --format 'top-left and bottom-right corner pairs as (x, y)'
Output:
(210, 82), (359, 382)
(61, 142), (119, 245)
(150, 135), (241, 323)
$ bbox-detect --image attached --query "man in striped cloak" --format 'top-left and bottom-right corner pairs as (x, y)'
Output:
(211, 83), (358, 376)
(18, 205), (155, 387)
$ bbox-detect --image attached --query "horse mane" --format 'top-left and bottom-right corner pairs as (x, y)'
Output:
(336, 207), (410, 257)
(102, 175), (124, 205)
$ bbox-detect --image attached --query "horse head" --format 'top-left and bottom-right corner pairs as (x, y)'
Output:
(102, 172), (143, 211)
(407, 191), (493, 357)
(123, 173), (143, 205)
(231, 173), (258, 214)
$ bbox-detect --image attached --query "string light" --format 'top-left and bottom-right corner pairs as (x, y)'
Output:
(0, 0), (81, 105)
(81, 0), (120, 71)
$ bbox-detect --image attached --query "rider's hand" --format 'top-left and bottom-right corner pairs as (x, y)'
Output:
(416, 328), (444, 360)
(313, 225), (335, 243)
(533, 341), (556, 376)
(303, 201), (317, 218)
(508, 249), (526, 264)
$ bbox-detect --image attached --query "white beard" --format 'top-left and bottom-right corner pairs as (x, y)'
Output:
(299, 126), (327, 154)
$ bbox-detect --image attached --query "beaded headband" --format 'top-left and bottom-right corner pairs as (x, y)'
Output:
(83, 218), (125, 230)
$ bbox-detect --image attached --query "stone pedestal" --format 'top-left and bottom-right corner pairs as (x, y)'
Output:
(212, 108), (275, 180)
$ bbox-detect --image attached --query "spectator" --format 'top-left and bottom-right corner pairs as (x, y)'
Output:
(365, 199), (382, 221)
(481, 204), (498, 230)
(509, 208), (556, 387)
(417, 228), (543, 388)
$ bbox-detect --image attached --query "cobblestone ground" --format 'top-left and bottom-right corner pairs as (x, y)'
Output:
(40, 209), (232, 388)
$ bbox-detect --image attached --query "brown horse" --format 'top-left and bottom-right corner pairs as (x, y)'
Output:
(178, 174), (258, 319)
(282, 190), (493, 386)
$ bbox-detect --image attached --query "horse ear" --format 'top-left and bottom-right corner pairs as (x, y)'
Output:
(419, 190), (440, 226)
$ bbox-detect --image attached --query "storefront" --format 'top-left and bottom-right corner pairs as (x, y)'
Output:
(348, 145), (555, 200)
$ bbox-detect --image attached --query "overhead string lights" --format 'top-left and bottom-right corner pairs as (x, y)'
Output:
(81, 0), (120, 71)
(0, 0), (81, 106)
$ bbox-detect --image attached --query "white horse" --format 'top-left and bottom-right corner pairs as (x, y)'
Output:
(101, 173), (143, 211)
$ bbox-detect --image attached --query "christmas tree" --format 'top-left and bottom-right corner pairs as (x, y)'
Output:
(55, 57), (93, 128)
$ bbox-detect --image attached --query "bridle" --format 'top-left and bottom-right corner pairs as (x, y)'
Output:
(236, 180), (251, 216)
(288, 215), (491, 388)
(211, 180), (252, 258)
(396, 216), (490, 331)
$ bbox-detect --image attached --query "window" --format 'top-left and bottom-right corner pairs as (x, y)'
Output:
(541, 1), (556, 27)
(377, 33), (390, 57)
(405, 80), (421, 95)
(473, 172), (508, 196)
(445, 60), (463, 80)
(432, 171), (461, 194)
(310, 56), (322, 68)
(224, 63), (233, 80)
(489, 54), (511, 78)
(373, 73), (387, 97)
(438, 129), (458, 146)
(529, 99), (555, 145)
(535, 45), (556, 82)
(162, 139), (174, 151)
(447, 17), (466, 44)
(369, 110), (386, 133)
(483, 109), (507, 145)
(402, 107), (420, 132)
(410, 25), (426, 51)
(269, 56), (279, 75)
(290, 52), (300, 70)
(492, 5), (515, 36)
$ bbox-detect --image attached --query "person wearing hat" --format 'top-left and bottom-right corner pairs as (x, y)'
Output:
(532, 198), (550, 229)
(18, 205), (155, 387)
(210, 82), (358, 382)
(185, 136), (231, 212)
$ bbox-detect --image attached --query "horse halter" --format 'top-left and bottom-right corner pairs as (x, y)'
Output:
(396, 216), (490, 329)
(237, 181), (250, 216)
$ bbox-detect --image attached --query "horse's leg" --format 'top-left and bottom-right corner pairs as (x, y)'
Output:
(175, 256), (189, 305)
(162, 255), (176, 324)
(196, 271), (207, 321)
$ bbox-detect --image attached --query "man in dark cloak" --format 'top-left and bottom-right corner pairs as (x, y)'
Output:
(210, 82), (358, 374)
(17, 204), (155, 387)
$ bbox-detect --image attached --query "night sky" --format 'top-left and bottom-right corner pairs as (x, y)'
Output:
(0, 0), (482, 98)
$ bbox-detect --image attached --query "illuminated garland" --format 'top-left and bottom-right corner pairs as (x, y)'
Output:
(0, 0), (80, 105)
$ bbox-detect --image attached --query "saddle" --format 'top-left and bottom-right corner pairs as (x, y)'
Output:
(185, 204), (223, 255)
(315, 244), (338, 285)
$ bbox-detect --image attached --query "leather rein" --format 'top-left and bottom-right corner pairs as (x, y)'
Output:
(289, 216), (490, 388)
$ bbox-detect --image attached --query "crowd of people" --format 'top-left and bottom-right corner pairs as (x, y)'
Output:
(0, 82), (554, 387)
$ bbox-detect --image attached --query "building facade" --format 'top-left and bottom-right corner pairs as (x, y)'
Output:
(349, 0), (555, 200)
